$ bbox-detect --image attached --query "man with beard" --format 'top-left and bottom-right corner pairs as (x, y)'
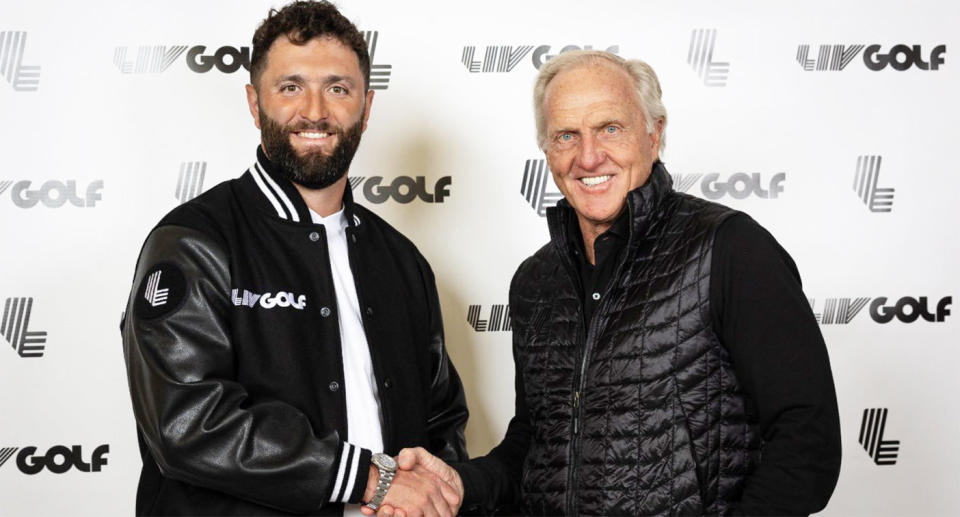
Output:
(121, 2), (466, 516)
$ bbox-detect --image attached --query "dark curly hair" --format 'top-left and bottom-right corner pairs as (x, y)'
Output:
(250, 1), (370, 90)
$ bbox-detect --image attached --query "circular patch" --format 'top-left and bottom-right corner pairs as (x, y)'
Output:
(134, 262), (188, 320)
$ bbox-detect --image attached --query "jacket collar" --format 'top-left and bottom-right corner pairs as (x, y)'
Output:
(243, 146), (363, 230)
(547, 160), (673, 256)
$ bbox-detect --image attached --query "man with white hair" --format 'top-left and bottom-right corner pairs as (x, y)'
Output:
(377, 50), (841, 516)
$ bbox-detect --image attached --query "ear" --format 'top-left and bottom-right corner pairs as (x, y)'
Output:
(649, 118), (664, 160)
(245, 84), (261, 130)
(361, 89), (375, 133)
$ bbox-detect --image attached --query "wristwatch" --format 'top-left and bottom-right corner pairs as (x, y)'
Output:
(365, 453), (398, 511)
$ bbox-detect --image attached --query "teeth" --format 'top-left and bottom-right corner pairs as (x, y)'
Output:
(581, 175), (612, 186)
(298, 131), (328, 139)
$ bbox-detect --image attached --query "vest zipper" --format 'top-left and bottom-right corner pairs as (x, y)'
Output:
(562, 241), (632, 516)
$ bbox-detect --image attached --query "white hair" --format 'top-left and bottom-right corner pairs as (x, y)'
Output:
(533, 50), (667, 152)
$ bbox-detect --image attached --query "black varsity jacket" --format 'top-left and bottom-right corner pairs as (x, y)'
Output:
(121, 147), (469, 516)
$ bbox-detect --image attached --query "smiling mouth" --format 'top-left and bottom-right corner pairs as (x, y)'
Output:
(294, 131), (331, 140)
(580, 175), (612, 187)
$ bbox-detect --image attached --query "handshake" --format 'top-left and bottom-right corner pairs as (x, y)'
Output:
(361, 448), (464, 517)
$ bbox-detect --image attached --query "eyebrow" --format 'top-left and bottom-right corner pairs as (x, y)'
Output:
(274, 74), (357, 86)
(274, 74), (306, 86)
(592, 119), (622, 129)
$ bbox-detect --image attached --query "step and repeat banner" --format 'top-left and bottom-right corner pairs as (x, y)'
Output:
(1, 0), (957, 515)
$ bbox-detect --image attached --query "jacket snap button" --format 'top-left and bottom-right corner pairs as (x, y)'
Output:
(366, 306), (374, 316)
(320, 307), (331, 317)
(350, 234), (357, 244)
(592, 292), (601, 301)
(328, 381), (340, 392)
(383, 378), (392, 389)
(309, 231), (320, 242)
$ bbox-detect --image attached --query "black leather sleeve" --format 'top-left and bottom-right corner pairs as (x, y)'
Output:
(122, 225), (369, 513)
(416, 251), (469, 463)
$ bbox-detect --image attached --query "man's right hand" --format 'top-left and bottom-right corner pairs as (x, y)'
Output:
(362, 458), (461, 517)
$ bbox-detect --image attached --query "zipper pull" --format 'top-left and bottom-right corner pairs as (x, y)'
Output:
(572, 391), (580, 435)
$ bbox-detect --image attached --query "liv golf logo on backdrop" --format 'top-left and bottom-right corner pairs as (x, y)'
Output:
(176, 161), (207, 204)
(467, 305), (511, 332)
(809, 296), (952, 324)
(0, 179), (103, 208)
(672, 172), (785, 200)
(0, 31), (41, 91)
(113, 44), (251, 74)
(115, 31), (391, 86)
(1, 297), (47, 358)
(797, 43), (945, 71)
(348, 176), (451, 204)
(852, 155), (894, 212)
(461, 43), (619, 73)
(859, 408), (900, 465)
(0, 445), (109, 474)
(687, 29), (729, 86)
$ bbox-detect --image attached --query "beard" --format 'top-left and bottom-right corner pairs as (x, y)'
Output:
(259, 108), (363, 190)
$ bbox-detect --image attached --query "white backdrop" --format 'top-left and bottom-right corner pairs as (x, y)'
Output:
(1, 0), (957, 515)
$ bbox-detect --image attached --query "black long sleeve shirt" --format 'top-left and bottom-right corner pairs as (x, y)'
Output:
(455, 212), (841, 516)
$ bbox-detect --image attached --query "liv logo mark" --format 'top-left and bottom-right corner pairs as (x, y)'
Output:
(859, 408), (899, 465)
(853, 155), (894, 212)
(363, 31), (392, 90)
(0, 31), (41, 91)
(521, 159), (562, 216)
(467, 305), (511, 332)
(144, 271), (170, 307)
(462, 45), (533, 73)
(809, 297), (871, 324)
(687, 29), (729, 86)
(113, 45), (188, 74)
(796, 44), (864, 71)
(1, 297), (47, 358)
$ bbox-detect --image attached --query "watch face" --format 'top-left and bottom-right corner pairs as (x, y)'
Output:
(373, 453), (397, 471)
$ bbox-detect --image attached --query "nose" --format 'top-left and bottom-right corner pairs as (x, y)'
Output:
(575, 133), (606, 171)
(300, 91), (328, 122)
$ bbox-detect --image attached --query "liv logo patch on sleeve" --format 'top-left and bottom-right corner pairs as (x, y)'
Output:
(135, 263), (187, 319)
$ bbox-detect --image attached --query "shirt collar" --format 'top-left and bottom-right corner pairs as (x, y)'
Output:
(309, 207), (348, 232)
(565, 207), (630, 265)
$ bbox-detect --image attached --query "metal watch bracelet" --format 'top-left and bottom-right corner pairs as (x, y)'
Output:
(365, 453), (397, 511)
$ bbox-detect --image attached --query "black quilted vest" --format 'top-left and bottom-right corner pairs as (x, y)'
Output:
(510, 164), (761, 516)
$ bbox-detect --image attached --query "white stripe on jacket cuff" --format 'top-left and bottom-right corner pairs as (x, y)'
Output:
(329, 442), (373, 504)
